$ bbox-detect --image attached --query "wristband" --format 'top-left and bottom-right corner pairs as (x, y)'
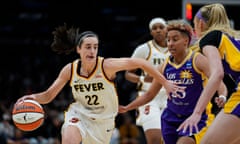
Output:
(139, 76), (145, 83)
(219, 95), (227, 103)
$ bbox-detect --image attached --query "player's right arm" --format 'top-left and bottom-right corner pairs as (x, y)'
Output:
(16, 63), (71, 104)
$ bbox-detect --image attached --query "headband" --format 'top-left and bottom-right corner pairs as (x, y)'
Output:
(149, 18), (166, 30)
(77, 31), (97, 45)
(196, 10), (207, 22)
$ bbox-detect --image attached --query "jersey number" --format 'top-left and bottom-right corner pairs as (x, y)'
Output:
(171, 89), (186, 99)
(85, 95), (100, 105)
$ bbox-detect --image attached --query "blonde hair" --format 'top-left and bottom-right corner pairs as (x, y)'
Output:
(196, 3), (239, 38)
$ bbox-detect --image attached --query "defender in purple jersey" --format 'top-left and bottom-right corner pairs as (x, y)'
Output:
(178, 3), (240, 144)
(119, 19), (227, 144)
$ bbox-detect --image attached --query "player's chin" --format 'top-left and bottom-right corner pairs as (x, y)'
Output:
(168, 49), (176, 54)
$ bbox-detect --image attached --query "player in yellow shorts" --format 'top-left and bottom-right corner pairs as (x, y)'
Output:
(178, 3), (240, 144)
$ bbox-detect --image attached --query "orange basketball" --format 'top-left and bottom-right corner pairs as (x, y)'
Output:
(12, 99), (45, 131)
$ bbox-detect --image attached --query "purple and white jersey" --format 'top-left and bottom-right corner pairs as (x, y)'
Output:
(163, 50), (205, 116)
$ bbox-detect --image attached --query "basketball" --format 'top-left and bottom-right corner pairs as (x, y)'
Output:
(12, 99), (45, 131)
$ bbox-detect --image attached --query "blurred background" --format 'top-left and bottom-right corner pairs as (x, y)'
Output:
(0, 0), (239, 144)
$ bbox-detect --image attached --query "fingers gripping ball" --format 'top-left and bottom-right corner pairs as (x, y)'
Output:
(12, 100), (45, 131)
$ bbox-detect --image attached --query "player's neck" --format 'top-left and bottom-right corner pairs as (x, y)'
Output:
(173, 49), (189, 64)
(153, 39), (167, 48)
(80, 62), (96, 76)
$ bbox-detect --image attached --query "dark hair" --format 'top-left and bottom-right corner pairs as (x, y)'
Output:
(167, 19), (193, 45)
(76, 31), (98, 46)
(51, 23), (98, 55)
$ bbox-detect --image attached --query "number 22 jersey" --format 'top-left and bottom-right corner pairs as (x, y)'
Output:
(69, 57), (119, 120)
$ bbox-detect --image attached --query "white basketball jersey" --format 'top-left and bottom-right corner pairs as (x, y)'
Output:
(135, 40), (169, 91)
(133, 40), (169, 108)
(144, 40), (169, 74)
(70, 57), (119, 120)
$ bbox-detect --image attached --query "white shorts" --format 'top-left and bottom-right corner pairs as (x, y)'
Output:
(61, 104), (115, 144)
(136, 90), (167, 131)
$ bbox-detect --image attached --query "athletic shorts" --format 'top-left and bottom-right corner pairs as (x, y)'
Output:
(161, 108), (212, 144)
(224, 89), (240, 118)
(136, 90), (167, 131)
(61, 105), (115, 144)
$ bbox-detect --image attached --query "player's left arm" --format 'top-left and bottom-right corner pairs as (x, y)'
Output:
(104, 57), (183, 96)
(104, 57), (168, 84)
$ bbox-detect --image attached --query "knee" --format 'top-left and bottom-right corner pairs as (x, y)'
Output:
(62, 126), (82, 144)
